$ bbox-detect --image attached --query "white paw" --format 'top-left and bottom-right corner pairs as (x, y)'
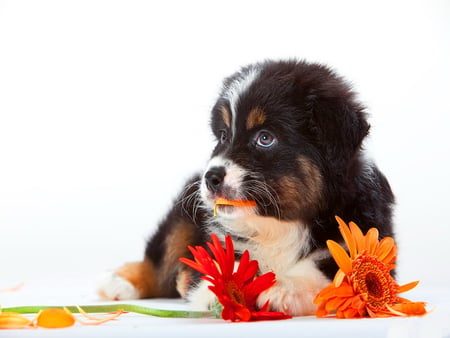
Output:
(186, 280), (216, 311)
(257, 277), (320, 316)
(97, 271), (140, 301)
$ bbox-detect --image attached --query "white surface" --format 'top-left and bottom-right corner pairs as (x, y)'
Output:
(1, 275), (449, 338)
(1, 0), (450, 337)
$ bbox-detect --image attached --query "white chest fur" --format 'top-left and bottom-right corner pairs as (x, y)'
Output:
(199, 215), (331, 315)
(219, 215), (311, 274)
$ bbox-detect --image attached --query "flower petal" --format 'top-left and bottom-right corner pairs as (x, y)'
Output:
(349, 221), (365, 252)
(326, 240), (353, 275)
(325, 297), (347, 312)
(397, 281), (419, 294)
(389, 302), (427, 316)
(36, 308), (75, 328)
(332, 269), (346, 287)
(335, 216), (357, 259)
(378, 244), (397, 264)
(365, 227), (379, 255)
(0, 312), (32, 329)
(244, 272), (276, 302)
(314, 284), (336, 304)
(334, 282), (355, 297)
(375, 236), (395, 258)
(249, 310), (291, 321)
(315, 302), (329, 318)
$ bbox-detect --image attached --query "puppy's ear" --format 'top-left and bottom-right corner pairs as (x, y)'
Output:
(298, 65), (370, 169)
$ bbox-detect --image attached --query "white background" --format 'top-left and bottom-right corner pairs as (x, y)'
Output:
(1, 0), (449, 300)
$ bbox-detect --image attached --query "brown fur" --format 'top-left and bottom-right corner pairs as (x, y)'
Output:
(276, 157), (323, 219)
(114, 260), (160, 298)
(220, 105), (231, 129)
(246, 107), (266, 130)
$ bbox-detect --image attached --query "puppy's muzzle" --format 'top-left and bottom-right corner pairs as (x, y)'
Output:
(204, 166), (225, 194)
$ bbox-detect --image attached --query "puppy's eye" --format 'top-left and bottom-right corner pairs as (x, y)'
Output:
(255, 130), (276, 148)
(219, 129), (228, 144)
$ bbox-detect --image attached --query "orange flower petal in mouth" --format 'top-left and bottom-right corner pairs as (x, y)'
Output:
(214, 198), (257, 216)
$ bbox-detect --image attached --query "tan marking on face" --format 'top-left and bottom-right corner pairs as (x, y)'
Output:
(297, 157), (323, 205)
(246, 107), (266, 130)
(277, 157), (323, 218)
(220, 105), (231, 129)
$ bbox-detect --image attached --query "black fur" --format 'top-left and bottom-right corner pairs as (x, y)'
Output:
(144, 59), (394, 295)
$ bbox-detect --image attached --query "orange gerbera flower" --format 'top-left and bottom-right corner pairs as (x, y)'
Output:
(180, 234), (291, 322)
(314, 216), (427, 318)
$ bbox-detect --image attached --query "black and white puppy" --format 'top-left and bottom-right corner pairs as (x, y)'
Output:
(97, 59), (395, 316)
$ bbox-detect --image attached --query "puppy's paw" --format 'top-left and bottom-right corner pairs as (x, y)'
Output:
(97, 271), (140, 301)
(186, 280), (216, 311)
(257, 276), (325, 316)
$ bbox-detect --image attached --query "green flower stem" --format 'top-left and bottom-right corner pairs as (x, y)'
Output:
(2, 304), (215, 319)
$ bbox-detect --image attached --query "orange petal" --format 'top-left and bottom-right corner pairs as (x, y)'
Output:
(375, 236), (395, 258)
(0, 312), (32, 329)
(76, 306), (124, 326)
(343, 307), (359, 318)
(398, 281), (420, 294)
(325, 297), (347, 312)
(349, 221), (365, 253)
(36, 308), (75, 328)
(327, 240), (352, 275)
(335, 216), (357, 259)
(390, 302), (427, 316)
(365, 227), (379, 254)
(315, 302), (329, 318)
(335, 284), (355, 298)
(379, 245), (397, 264)
(214, 198), (257, 215)
(333, 269), (346, 287)
(314, 284), (336, 304)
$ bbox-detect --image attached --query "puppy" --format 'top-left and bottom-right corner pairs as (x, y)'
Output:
(97, 59), (395, 316)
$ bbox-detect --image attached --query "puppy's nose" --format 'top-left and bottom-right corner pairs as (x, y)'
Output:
(205, 166), (226, 193)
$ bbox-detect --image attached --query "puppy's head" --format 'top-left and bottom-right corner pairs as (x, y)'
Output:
(200, 60), (369, 222)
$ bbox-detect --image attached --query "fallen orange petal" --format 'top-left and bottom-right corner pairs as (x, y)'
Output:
(76, 306), (124, 326)
(0, 312), (32, 329)
(36, 308), (75, 328)
(0, 282), (25, 293)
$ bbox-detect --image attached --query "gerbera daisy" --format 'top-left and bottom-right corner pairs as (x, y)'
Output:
(314, 216), (427, 318)
(179, 234), (291, 322)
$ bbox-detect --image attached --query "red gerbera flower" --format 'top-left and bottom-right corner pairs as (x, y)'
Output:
(179, 234), (291, 322)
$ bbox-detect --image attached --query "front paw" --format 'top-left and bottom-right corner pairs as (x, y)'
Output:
(257, 278), (321, 316)
(186, 280), (217, 311)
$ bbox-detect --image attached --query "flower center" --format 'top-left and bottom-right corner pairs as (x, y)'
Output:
(351, 253), (397, 312)
(365, 272), (383, 299)
(226, 282), (246, 306)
